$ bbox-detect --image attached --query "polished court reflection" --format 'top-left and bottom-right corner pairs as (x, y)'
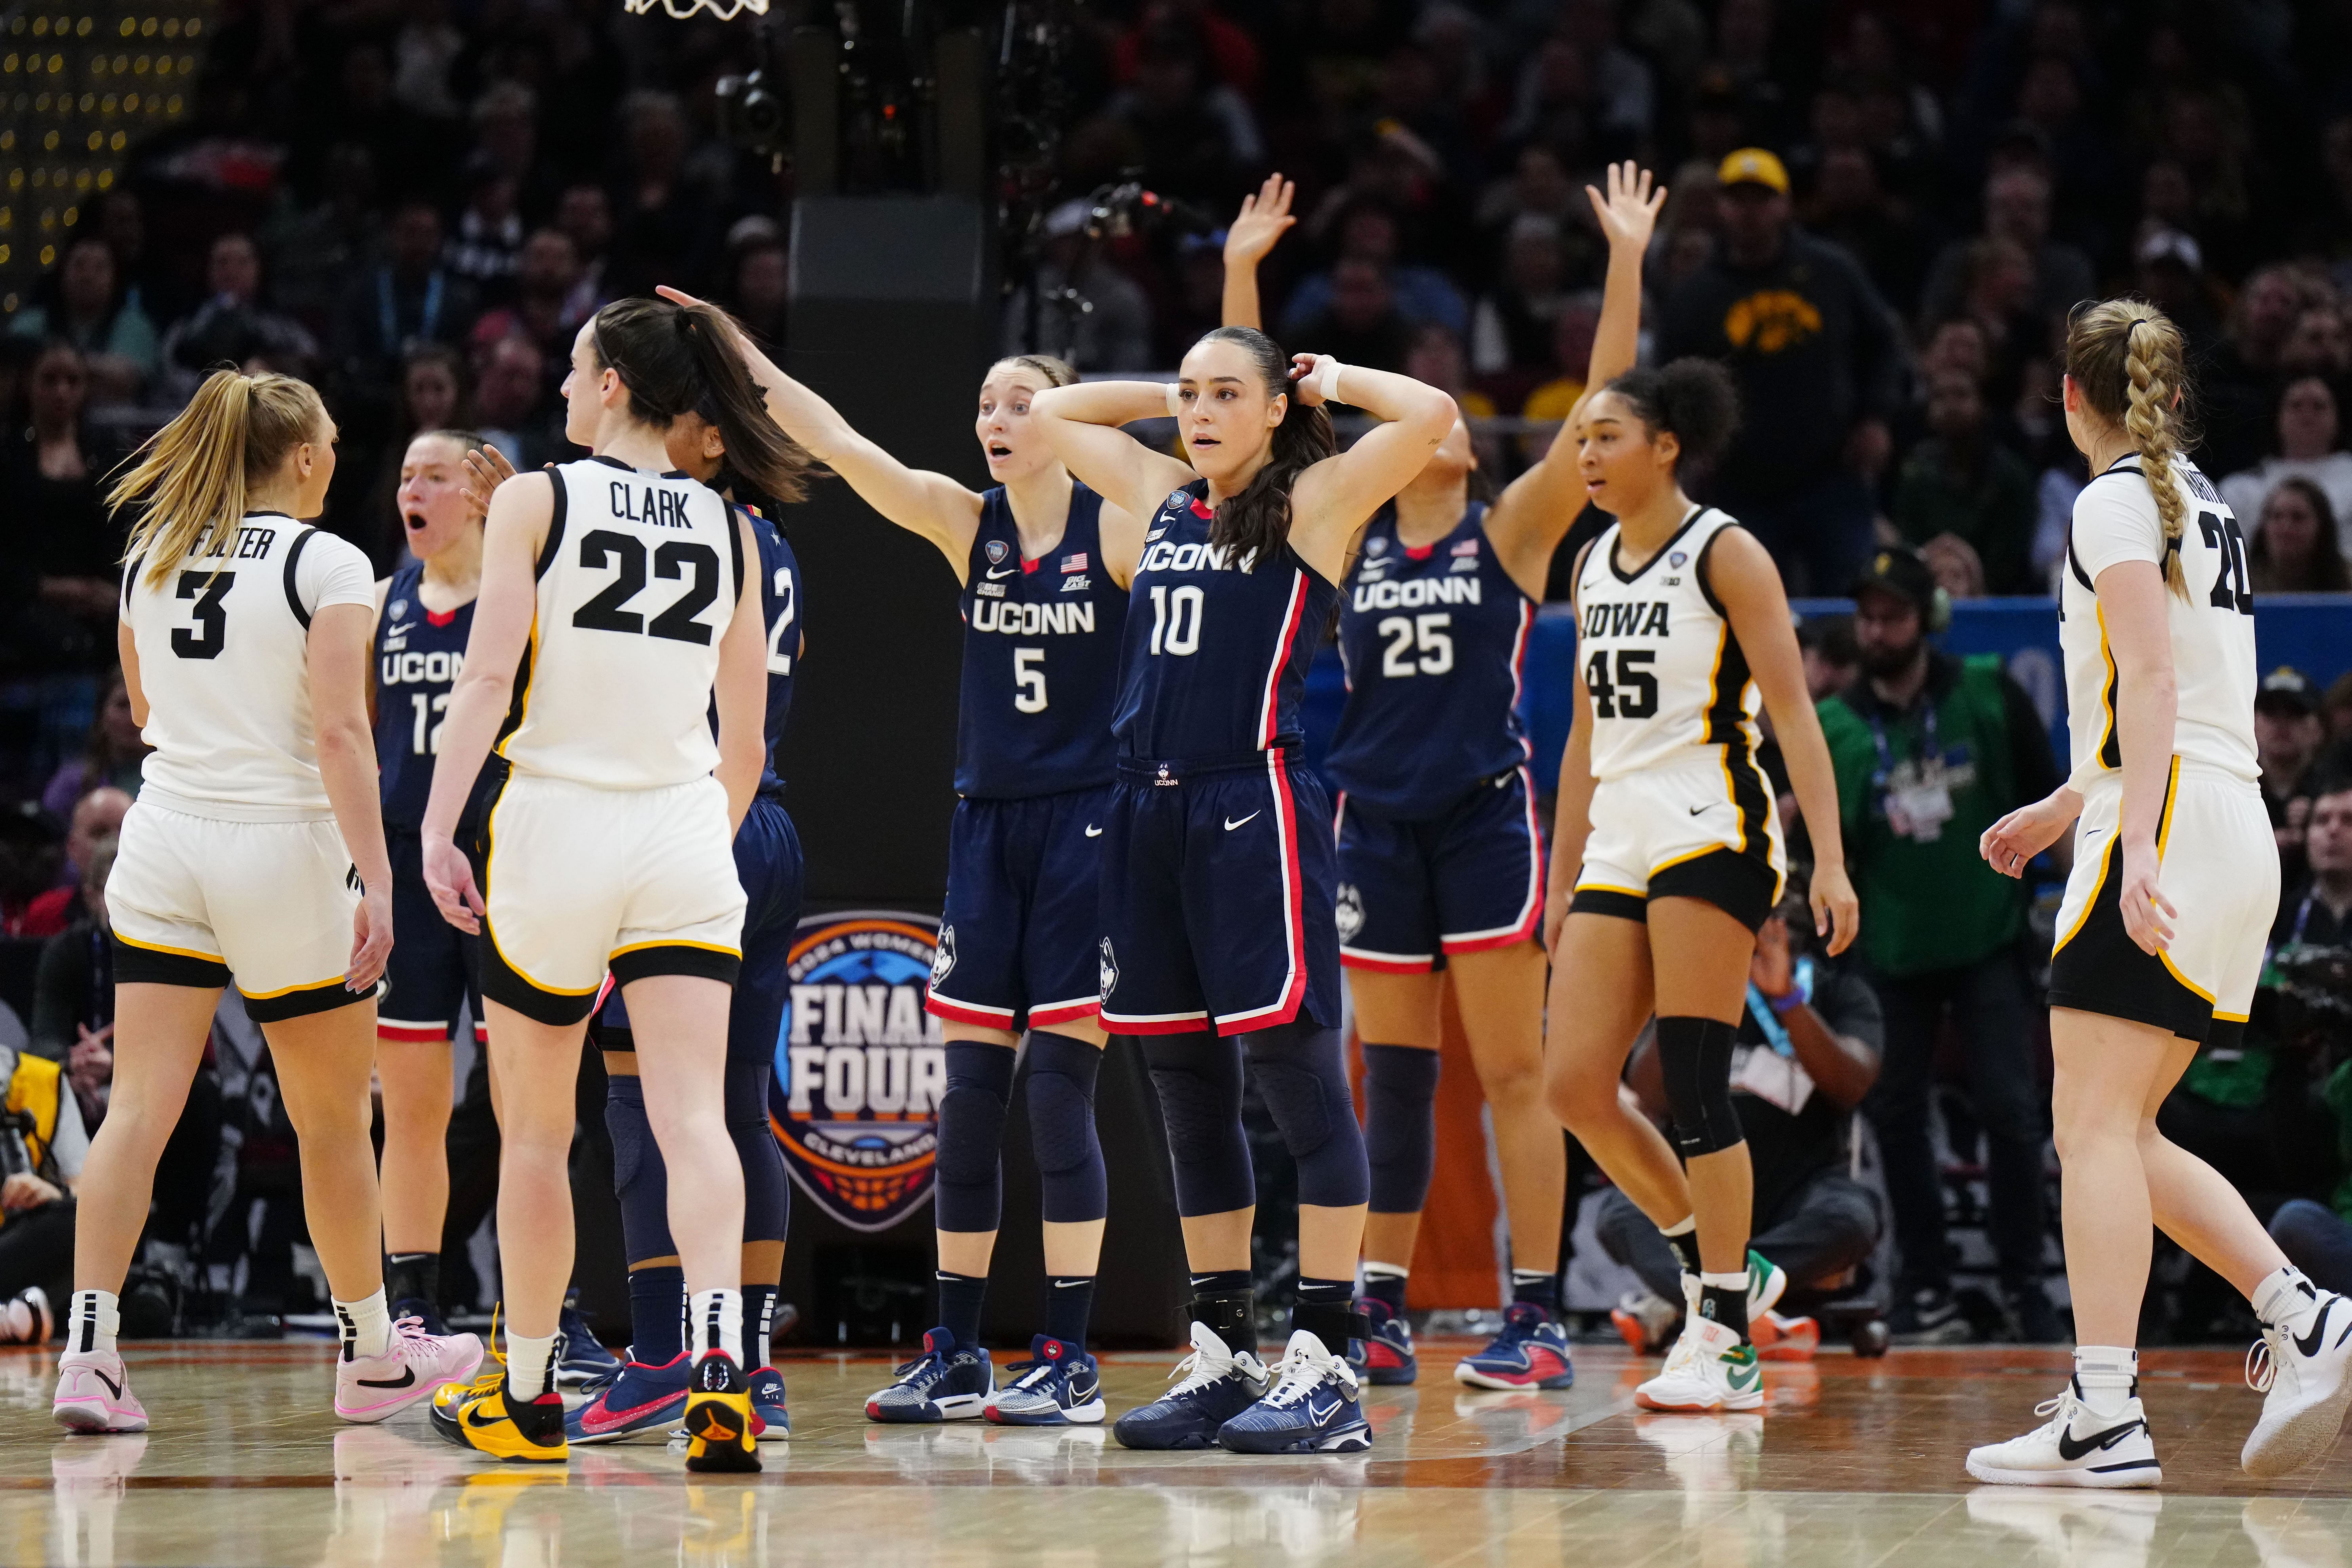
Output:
(2, 1340), (2347, 1566)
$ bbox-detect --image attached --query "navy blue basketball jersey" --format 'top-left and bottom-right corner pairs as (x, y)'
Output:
(953, 480), (1128, 798)
(1326, 502), (1535, 816)
(741, 502), (801, 796)
(374, 563), (486, 830)
(1113, 481), (1340, 761)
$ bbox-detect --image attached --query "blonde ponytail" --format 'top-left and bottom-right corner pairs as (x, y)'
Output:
(112, 369), (327, 588)
(2064, 298), (2196, 599)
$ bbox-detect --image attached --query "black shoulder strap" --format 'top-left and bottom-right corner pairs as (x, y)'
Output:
(533, 468), (567, 581)
(282, 526), (318, 630)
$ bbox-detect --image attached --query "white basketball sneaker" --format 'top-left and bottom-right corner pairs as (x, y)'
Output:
(1635, 1316), (1763, 1412)
(2242, 1283), (2352, 1478)
(1965, 1378), (2161, 1488)
(334, 1315), (486, 1423)
(54, 1349), (148, 1434)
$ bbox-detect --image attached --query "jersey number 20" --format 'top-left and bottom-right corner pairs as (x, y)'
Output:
(572, 530), (722, 644)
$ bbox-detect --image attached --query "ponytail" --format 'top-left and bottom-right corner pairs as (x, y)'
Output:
(2065, 298), (2196, 599)
(588, 296), (815, 505)
(1189, 326), (1336, 567)
(111, 368), (325, 588)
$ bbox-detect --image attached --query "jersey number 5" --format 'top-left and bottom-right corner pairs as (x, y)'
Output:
(1584, 647), (1658, 719)
(170, 570), (233, 659)
(572, 530), (723, 644)
(2196, 512), (2253, 615)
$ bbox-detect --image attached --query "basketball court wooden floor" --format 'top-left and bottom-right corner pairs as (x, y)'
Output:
(1, 1339), (2346, 1566)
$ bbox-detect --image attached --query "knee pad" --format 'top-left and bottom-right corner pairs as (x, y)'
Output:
(934, 1041), (1014, 1233)
(1656, 1015), (1744, 1158)
(1143, 1031), (1255, 1217)
(604, 1074), (677, 1267)
(723, 1058), (772, 1128)
(729, 1117), (791, 1245)
(1244, 1023), (1369, 1209)
(1024, 1032), (1107, 1225)
(1360, 1043), (1441, 1215)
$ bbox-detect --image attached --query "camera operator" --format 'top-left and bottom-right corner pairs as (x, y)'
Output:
(2265, 779), (2352, 1294)
(1001, 199), (1156, 372)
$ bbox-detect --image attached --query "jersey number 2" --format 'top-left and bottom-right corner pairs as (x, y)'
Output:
(170, 570), (233, 659)
(572, 530), (722, 644)
(1584, 648), (1657, 718)
(2197, 512), (2254, 615)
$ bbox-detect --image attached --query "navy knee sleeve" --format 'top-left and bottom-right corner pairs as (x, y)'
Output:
(1657, 1016), (1744, 1158)
(1245, 1023), (1370, 1209)
(1025, 1031), (1107, 1225)
(727, 1059), (790, 1245)
(935, 1041), (1014, 1233)
(1361, 1043), (1441, 1215)
(1143, 1031), (1255, 1217)
(605, 1073), (677, 1268)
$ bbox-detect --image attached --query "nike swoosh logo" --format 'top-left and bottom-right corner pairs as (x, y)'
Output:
(1726, 1366), (1759, 1390)
(1308, 1397), (1340, 1425)
(2056, 1420), (2143, 1461)
(1688, 803), (1717, 815)
(463, 1406), (513, 1430)
(90, 1369), (124, 1401)
(1084, 825), (1103, 837)
(1054, 1278), (1089, 1287)
(2294, 1299), (2337, 1358)
(355, 1367), (418, 1390)
(583, 1390), (687, 1430)
(986, 567), (1016, 579)
(1224, 812), (1260, 831)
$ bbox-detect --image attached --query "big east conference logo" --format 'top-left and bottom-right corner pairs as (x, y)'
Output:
(771, 912), (948, 1232)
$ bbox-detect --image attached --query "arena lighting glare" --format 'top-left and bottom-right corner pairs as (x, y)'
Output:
(624, 0), (769, 19)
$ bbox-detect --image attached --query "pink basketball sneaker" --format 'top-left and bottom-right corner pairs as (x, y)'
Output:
(335, 1316), (486, 1423)
(54, 1349), (148, 1434)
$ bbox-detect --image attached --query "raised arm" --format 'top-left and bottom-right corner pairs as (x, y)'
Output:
(1029, 380), (1200, 524)
(1286, 357), (1456, 580)
(1486, 162), (1665, 596)
(1221, 173), (1297, 333)
(1707, 527), (1859, 954)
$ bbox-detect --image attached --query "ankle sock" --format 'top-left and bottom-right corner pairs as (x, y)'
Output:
(1045, 1275), (1094, 1348)
(1661, 1214), (1701, 1276)
(1697, 1271), (1750, 1340)
(66, 1290), (118, 1357)
(2252, 1265), (2318, 1329)
(506, 1331), (557, 1400)
(935, 1271), (987, 1349)
(689, 1288), (744, 1367)
(1511, 1269), (1560, 1316)
(2073, 1344), (2138, 1417)
(1361, 1262), (1408, 1316)
(334, 1289), (393, 1361)
(385, 1252), (440, 1310)
(628, 1264), (686, 1365)
(745, 1283), (778, 1364)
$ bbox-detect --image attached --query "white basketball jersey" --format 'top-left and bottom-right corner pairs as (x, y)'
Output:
(1574, 508), (1765, 782)
(121, 513), (376, 820)
(2059, 455), (2259, 787)
(496, 457), (741, 790)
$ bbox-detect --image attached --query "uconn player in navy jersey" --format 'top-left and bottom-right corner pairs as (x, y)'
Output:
(368, 428), (499, 1336)
(1034, 328), (1453, 1453)
(1540, 359), (1857, 1417)
(655, 282), (1143, 1426)
(1224, 164), (1663, 1391)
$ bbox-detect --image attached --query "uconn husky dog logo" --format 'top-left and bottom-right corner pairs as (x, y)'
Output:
(773, 912), (949, 1233)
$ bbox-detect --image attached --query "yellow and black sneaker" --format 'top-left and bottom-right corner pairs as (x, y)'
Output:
(430, 1371), (569, 1464)
(432, 1303), (508, 1420)
(682, 1353), (760, 1474)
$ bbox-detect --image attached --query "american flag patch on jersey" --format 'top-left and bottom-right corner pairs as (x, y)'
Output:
(1061, 552), (1088, 573)
(1451, 538), (1479, 556)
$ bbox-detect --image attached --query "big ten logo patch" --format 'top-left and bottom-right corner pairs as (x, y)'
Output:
(772, 912), (948, 1232)
(1722, 289), (1823, 355)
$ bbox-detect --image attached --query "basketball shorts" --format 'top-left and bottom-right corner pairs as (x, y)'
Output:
(1334, 766), (1545, 972)
(925, 784), (1113, 1034)
(594, 792), (802, 1102)
(2049, 759), (2276, 1044)
(1098, 749), (1341, 1037)
(108, 792), (367, 1022)
(380, 826), (485, 1045)
(1569, 749), (1787, 933)
(481, 772), (746, 1027)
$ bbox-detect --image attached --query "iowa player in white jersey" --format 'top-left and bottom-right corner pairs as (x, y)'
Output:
(416, 296), (810, 1471)
(55, 371), (481, 1436)
(1966, 300), (2352, 1488)
(1541, 359), (1858, 1415)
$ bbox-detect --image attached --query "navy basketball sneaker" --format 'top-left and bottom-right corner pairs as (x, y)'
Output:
(1112, 1322), (1270, 1450)
(865, 1329), (993, 1423)
(1359, 1298), (1418, 1386)
(987, 1336), (1106, 1426)
(1454, 1303), (1575, 1391)
(1217, 1330), (1372, 1454)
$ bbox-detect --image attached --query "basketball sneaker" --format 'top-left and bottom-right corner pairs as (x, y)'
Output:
(334, 1315), (485, 1423)
(1964, 1377), (2160, 1488)
(749, 1365), (789, 1442)
(2241, 1283), (2352, 1478)
(552, 1298), (623, 1389)
(2, 1286), (52, 1345)
(1613, 1288), (1679, 1355)
(565, 1352), (690, 1445)
(1358, 1299), (1417, 1385)
(1217, 1330), (1372, 1455)
(988, 1335), (1106, 1425)
(1454, 1303), (1574, 1391)
(1746, 1249), (1787, 1316)
(429, 1371), (568, 1464)
(1635, 1317), (1764, 1413)
(1111, 1321), (1270, 1450)
(682, 1352), (760, 1473)
(865, 1328), (993, 1423)
(52, 1349), (147, 1434)
(388, 1296), (451, 1338)
(1750, 1310), (1821, 1362)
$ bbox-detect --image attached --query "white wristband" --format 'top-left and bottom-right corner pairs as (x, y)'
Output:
(1315, 358), (1347, 405)
(1166, 382), (1181, 418)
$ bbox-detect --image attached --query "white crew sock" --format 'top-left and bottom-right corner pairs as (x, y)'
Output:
(1660, 1214), (1697, 1238)
(66, 1290), (119, 1358)
(690, 1288), (744, 1367)
(334, 1289), (393, 1361)
(2073, 1344), (2138, 1418)
(2251, 1265), (2319, 1330)
(505, 1332), (557, 1401)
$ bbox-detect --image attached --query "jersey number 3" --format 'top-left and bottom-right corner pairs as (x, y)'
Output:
(170, 570), (233, 659)
(572, 530), (722, 644)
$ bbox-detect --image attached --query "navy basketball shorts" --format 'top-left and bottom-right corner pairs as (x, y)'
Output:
(1334, 765), (1545, 972)
(379, 825), (484, 1044)
(1098, 749), (1342, 1036)
(926, 784), (1112, 1033)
